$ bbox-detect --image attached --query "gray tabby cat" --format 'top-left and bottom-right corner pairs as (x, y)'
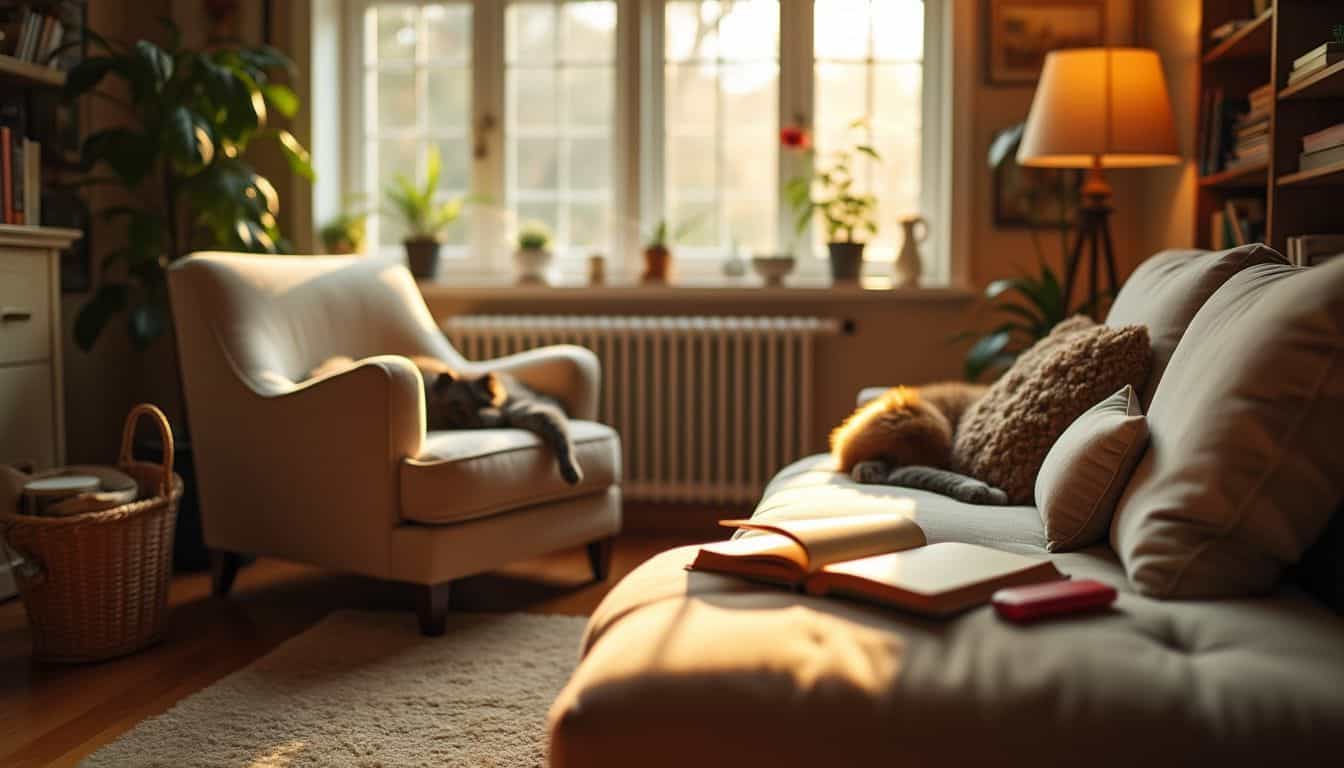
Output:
(309, 356), (583, 485)
(850, 461), (1008, 505)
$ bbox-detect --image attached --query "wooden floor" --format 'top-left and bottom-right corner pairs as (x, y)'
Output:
(0, 530), (708, 767)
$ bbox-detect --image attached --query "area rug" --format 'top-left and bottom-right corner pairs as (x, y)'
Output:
(83, 611), (588, 767)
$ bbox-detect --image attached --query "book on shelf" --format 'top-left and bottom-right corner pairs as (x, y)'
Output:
(1222, 198), (1265, 247)
(3, 7), (68, 67)
(1300, 144), (1344, 173)
(1294, 42), (1344, 70)
(1286, 235), (1344, 267)
(1303, 122), (1344, 155)
(1200, 89), (1249, 176)
(688, 509), (1065, 617)
(1290, 49), (1344, 84)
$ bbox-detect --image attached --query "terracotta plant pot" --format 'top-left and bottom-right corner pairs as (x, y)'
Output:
(827, 241), (865, 283)
(642, 246), (671, 284)
(404, 238), (442, 279)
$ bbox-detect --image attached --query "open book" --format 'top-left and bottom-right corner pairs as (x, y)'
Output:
(690, 509), (1064, 616)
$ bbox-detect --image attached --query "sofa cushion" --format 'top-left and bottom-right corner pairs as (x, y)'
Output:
(754, 454), (1047, 554)
(1111, 259), (1344, 598)
(1036, 385), (1149, 552)
(951, 316), (1150, 504)
(400, 420), (620, 524)
(1106, 245), (1286, 408)
(550, 543), (1344, 768)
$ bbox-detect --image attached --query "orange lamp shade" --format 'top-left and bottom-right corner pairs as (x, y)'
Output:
(1018, 48), (1180, 169)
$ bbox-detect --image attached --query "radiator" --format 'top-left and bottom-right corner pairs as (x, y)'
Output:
(442, 315), (839, 504)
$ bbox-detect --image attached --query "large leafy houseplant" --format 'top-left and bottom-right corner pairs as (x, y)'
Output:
(67, 22), (314, 350)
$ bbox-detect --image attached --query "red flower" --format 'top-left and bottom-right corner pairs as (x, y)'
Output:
(780, 126), (811, 151)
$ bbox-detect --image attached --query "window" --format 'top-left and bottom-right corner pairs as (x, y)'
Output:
(505, 2), (618, 258)
(334, 0), (947, 282)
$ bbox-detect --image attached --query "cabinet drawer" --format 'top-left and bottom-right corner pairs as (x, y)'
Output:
(0, 250), (51, 365)
(0, 363), (56, 469)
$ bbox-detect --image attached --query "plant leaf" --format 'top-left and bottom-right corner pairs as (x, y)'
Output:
(166, 107), (215, 173)
(855, 144), (881, 161)
(262, 82), (299, 118)
(74, 283), (129, 351)
(134, 40), (174, 89)
(63, 56), (118, 100)
(81, 129), (157, 187)
(274, 129), (314, 181)
(964, 330), (1013, 382)
(127, 299), (169, 347)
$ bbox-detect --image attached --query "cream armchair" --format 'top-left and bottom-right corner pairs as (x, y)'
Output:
(167, 253), (621, 635)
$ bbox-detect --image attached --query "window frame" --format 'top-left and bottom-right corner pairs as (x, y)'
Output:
(338, 0), (949, 286)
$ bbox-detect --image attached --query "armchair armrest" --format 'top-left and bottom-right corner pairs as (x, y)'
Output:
(277, 355), (426, 460)
(463, 345), (600, 420)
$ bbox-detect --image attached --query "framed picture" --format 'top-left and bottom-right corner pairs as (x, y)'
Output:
(985, 0), (1107, 85)
(993, 153), (1083, 230)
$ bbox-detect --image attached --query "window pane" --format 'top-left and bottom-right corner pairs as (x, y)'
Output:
(433, 138), (472, 193)
(506, 1), (617, 255)
(507, 3), (557, 63)
(427, 68), (470, 129)
(561, 2), (617, 63)
(663, 0), (779, 254)
(425, 4), (472, 64)
(813, 0), (924, 263)
(376, 70), (416, 130)
(374, 5), (418, 62)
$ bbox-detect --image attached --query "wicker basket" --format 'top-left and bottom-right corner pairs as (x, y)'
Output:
(0, 404), (183, 663)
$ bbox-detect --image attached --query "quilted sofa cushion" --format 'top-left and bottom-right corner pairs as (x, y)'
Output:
(1106, 245), (1286, 408)
(552, 535), (1344, 767)
(1110, 260), (1344, 598)
(400, 420), (620, 524)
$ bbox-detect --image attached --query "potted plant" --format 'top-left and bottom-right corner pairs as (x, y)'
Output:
(514, 221), (553, 283)
(63, 23), (314, 570)
(384, 145), (464, 279)
(319, 210), (367, 254)
(642, 218), (698, 284)
(785, 120), (881, 283)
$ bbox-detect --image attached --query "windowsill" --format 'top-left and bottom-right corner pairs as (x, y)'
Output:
(417, 276), (979, 304)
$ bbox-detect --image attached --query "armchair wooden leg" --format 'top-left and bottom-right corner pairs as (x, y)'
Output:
(587, 536), (615, 582)
(416, 582), (452, 637)
(209, 550), (243, 598)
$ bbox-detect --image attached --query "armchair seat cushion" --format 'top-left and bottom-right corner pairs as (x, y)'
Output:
(400, 420), (620, 524)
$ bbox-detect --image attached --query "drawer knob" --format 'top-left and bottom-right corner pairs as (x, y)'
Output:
(1, 306), (32, 322)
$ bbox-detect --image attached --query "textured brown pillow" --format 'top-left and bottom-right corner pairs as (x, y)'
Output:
(952, 316), (1150, 504)
(1035, 385), (1148, 552)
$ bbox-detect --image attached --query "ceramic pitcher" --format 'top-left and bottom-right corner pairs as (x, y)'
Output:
(896, 215), (927, 287)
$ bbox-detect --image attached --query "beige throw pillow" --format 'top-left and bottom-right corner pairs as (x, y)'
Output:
(1110, 259), (1344, 598)
(1036, 385), (1148, 552)
(952, 316), (1151, 504)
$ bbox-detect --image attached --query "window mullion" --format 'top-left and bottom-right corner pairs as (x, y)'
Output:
(474, 0), (505, 273)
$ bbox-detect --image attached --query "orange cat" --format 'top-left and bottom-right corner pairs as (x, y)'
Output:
(830, 382), (987, 473)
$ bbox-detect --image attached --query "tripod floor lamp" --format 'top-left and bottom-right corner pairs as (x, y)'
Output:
(1017, 48), (1181, 317)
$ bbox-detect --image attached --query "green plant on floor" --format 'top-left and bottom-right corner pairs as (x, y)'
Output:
(67, 19), (314, 350)
(383, 145), (464, 241)
(960, 262), (1070, 382)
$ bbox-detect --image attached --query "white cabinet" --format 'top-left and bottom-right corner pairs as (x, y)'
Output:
(0, 225), (81, 598)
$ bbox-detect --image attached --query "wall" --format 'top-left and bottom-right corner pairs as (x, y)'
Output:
(60, 0), (1205, 461)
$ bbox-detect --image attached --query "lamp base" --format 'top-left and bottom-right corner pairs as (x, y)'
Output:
(1065, 161), (1119, 319)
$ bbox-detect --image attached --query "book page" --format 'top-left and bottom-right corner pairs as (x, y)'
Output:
(696, 532), (809, 572)
(816, 542), (1060, 596)
(720, 504), (924, 573)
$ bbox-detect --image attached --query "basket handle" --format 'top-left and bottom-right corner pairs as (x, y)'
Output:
(119, 403), (174, 497)
(0, 530), (44, 586)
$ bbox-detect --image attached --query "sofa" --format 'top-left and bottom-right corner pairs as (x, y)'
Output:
(548, 247), (1344, 766)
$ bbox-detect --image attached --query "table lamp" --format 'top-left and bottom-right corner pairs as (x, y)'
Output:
(1018, 47), (1180, 315)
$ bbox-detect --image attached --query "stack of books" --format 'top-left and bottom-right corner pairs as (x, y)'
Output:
(1286, 235), (1344, 267)
(1289, 41), (1343, 85)
(3, 9), (67, 67)
(1199, 89), (1247, 175)
(1208, 2), (1271, 46)
(1299, 121), (1344, 173)
(0, 104), (40, 226)
(1227, 84), (1272, 171)
(1210, 197), (1265, 250)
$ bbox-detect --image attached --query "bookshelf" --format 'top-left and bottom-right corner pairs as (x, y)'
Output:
(1196, 1), (1344, 252)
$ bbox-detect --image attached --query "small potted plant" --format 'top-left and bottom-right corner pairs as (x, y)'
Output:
(642, 218), (698, 284)
(318, 210), (368, 254)
(384, 146), (464, 279)
(515, 221), (554, 283)
(785, 120), (881, 283)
